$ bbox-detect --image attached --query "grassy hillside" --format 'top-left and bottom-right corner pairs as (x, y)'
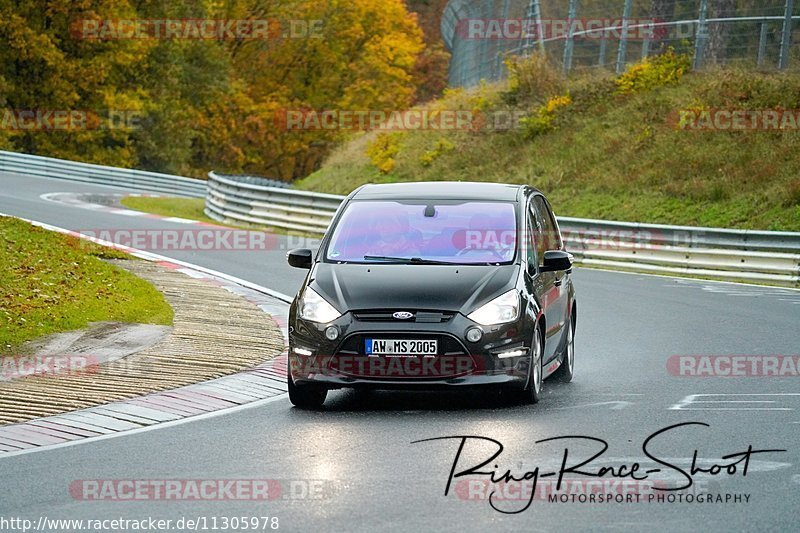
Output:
(0, 217), (173, 353)
(297, 54), (800, 231)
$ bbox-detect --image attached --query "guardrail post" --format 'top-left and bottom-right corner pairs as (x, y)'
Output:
(694, 0), (709, 70)
(563, 0), (579, 73)
(779, 0), (796, 70)
(616, 0), (633, 74)
(758, 22), (769, 68)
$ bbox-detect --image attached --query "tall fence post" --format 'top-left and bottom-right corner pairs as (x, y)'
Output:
(758, 22), (769, 68)
(523, 0), (544, 56)
(495, 0), (511, 76)
(694, 0), (710, 70)
(616, 0), (633, 74)
(478, 1), (491, 80)
(779, 0), (796, 70)
(599, 34), (608, 67)
(563, 0), (579, 73)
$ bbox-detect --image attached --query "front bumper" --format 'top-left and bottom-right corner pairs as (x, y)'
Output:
(288, 310), (533, 390)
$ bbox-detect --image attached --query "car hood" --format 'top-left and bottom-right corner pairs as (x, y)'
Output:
(309, 262), (519, 315)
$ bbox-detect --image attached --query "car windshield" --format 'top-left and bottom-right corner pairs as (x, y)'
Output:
(325, 200), (517, 264)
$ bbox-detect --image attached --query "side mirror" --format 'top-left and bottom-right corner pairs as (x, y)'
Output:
(287, 248), (313, 269)
(541, 250), (573, 273)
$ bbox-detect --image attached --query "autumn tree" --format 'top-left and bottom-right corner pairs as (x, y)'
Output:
(0, 0), (427, 180)
(201, 0), (425, 179)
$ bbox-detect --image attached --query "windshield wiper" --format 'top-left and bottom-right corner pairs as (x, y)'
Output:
(362, 255), (457, 265)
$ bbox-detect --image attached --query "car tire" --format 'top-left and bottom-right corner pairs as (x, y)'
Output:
(288, 369), (327, 409)
(503, 323), (543, 405)
(552, 315), (575, 383)
(524, 323), (544, 404)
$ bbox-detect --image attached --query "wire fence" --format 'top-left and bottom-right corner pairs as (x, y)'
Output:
(442, 0), (800, 87)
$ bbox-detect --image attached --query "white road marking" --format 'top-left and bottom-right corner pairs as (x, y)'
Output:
(670, 393), (800, 411)
(176, 268), (209, 279)
(162, 217), (199, 224)
(110, 209), (145, 217)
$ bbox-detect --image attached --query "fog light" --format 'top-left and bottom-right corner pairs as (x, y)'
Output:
(466, 327), (483, 343)
(325, 326), (339, 341)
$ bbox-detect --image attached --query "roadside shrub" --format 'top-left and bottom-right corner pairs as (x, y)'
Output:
(505, 53), (565, 104)
(366, 133), (403, 174)
(521, 94), (572, 138)
(616, 49), (691, 95)
(420, 138), (455, 167)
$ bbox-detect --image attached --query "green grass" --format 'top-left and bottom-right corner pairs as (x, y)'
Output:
(0, 217), (174, 353)
(297, 62), (800, 231)
(120, 196), (219, 225)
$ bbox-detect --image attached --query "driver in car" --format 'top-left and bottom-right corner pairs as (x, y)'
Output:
(370, 211), (422, 257)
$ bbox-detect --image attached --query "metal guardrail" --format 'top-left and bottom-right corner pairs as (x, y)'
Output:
(205, 171), (343, 234)
(561, 224), (800, 286)
(0, 151), (206, 198)
(204, 171), (800, 288)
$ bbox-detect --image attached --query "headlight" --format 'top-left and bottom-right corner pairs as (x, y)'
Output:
(299, 287), (342, 324)
(468, 289), (520, 326)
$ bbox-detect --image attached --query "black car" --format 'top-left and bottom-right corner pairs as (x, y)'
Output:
(286, 182), (576, 409)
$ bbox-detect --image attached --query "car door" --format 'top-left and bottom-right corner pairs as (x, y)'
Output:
(533, 195), (568, 363)
(525, 199), (557, 362)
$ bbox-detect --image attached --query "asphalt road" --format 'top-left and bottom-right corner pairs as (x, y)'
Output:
(1, 172), (799, 532)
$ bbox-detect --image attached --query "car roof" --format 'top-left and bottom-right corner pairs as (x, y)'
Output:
(352, 182), (532, 202)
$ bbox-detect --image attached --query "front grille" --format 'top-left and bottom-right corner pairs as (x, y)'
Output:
(352, 310), (456, 323)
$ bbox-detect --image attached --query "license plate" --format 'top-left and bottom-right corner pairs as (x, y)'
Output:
(365, 339), (438, 356)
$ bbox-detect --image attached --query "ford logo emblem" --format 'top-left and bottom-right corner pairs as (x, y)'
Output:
(393, 311), (414, 320)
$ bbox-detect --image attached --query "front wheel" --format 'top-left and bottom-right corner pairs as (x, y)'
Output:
(504, 323), (543, 405)
(288, 370), (327, 409)
(552, 316), (575, 383)
(525, 323), (544, 404)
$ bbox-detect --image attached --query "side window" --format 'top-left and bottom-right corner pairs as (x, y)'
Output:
(533, 196), (561, 253)
(528, 203), (545, 267)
